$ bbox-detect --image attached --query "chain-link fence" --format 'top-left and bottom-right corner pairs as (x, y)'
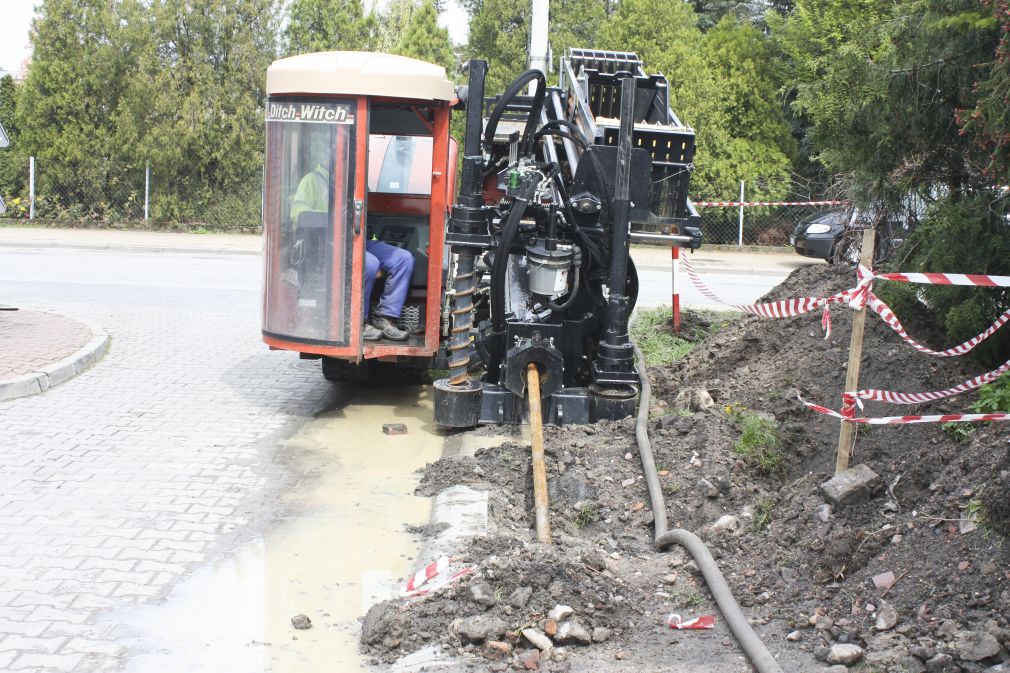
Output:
(695, 203), (848, 246)
(0, 158), (844, 246)
(0, 157), (261, 232)
(691, 176), (847, 246)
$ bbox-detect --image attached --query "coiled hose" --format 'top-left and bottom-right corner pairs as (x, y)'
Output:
(633, 345), (784, 673)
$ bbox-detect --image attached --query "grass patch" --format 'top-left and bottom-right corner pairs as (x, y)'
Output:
(753, 496), (776, 532)
(942, 421), (976, 442)
(574, 504), (599, 529)
(732, 411), (784, 476)
(668, 588), (705, 610)
(631, 306), (696, 366)
(966, 496), (992, 537)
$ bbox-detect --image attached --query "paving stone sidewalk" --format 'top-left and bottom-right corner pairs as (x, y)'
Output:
(0, 277), (334, 672)
(0, 308), (109, 401)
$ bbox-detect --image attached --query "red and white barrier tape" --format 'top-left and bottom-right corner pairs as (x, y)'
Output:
(692, 200), (849, 208)
(683, 259), (1010, 423)
(801, 395), (1010, 425)
(400, 556), (474, 598)
(876, 271), (1010, 288)
(667, 613), (716, 630)
(681, 255), (872, 339)
(854, 357), (1010, 405)
(867, 295), (1010, 358)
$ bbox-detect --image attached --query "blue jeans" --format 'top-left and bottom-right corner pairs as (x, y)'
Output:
(363, 240), (414, 319)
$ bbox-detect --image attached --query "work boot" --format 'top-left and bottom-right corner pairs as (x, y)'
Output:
(370, 315), (409, 341)
(363, 323), (382, 341)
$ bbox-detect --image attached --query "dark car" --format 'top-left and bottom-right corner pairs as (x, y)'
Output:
(791, 209), (849, 261)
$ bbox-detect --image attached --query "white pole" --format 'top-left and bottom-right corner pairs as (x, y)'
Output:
(737, 180), (745, 246)
(528, 0), (549, 94)
(144, 162), (150, 223)
(29, 156), (35, 220)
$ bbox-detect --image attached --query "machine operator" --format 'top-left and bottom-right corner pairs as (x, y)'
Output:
(289, 164), (413, 342)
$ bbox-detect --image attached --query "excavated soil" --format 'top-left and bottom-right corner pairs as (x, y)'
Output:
(362, 264), (1010, 673)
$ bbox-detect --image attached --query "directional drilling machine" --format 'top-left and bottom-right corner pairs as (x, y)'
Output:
(261, 48), (701, 428)
(433, 49), (702, 427)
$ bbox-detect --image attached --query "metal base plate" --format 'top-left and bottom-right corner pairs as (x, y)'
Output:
(477, 384), (637, 426)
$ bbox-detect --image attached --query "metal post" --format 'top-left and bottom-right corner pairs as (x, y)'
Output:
(528, 0), (549, 93)
(737, 180), (745, 246)
(671, 246), (681, 333)
(29, 156), (35, 220)
(144, 163), (150, 223)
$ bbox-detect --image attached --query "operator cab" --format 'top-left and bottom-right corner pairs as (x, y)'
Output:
(261, 51), (455, 363)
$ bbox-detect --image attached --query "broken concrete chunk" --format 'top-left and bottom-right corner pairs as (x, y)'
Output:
(382, 423), (408, 435)
(953, 630), (1004, 662)
(876, 602), (898, 631)
(521, 627), (553, 651)
(470, 581), (497, 607)
(547, 605), (574, 623)
(509, 586), (533, 608)
(826, 643), (864, 665)
(555, 620), (592, 645)
(452, 614), (509, 642)
(820, 464), (880, 506)
(290, 613), (312, 630)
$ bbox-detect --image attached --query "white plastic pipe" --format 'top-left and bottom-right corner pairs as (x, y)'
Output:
(528, 0), (549, 93)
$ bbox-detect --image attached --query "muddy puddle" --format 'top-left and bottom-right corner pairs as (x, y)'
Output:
(111, 385), (448, 673)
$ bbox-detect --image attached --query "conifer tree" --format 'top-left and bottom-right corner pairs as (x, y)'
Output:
(394, 0), (455, 72)
(285, 0), (376, 55)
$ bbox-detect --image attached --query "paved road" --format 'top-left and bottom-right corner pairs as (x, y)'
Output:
(0, 246), (335, 672)
(0, 246), (788, 672)
(636, 266), (784, 310)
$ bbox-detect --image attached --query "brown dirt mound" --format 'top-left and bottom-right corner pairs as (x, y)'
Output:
(362, 264), (1010, 673)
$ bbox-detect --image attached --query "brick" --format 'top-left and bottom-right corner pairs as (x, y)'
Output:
(10, 652), (83, 671)
(0, 618), (48, 637)
(0, 634), (66, 654)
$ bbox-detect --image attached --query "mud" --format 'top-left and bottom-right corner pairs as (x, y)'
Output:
(109, 386), (446, 673)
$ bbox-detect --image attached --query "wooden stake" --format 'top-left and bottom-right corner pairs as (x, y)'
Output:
(836, 227), (876, 474)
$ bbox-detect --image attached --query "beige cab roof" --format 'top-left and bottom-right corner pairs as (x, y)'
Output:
(267, 51), (454, 101)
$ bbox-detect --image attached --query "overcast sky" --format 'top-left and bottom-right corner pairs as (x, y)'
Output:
(0, 0), (470, 78)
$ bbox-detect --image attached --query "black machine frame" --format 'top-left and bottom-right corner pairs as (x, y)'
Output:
(433, 49), (703, 427)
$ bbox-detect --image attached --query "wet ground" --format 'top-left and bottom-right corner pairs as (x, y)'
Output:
(107, 385), (449, 673)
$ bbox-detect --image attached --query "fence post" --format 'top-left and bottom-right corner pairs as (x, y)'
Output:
(29, 156), (35, 220)
(144, 162), (150, 223)
(737, 180), (745, 246)
(671, 246), (681, 333)
(835, 227), (877, 474)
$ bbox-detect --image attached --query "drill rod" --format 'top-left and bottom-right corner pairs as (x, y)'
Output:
(526, 362), (552, 544)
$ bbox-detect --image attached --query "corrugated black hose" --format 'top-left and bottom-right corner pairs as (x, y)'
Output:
(633, 345), (785, 673)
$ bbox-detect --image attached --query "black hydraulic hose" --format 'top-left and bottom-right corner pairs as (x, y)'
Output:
(550, 172), (602, 263)
(533, 128), (589, 151)
(483, 69), (547, 161)
(539, 118), (590, 144)
(547, 266), (580, 312)
(490, 175), (541, 333)
(633, 345), (785, 673)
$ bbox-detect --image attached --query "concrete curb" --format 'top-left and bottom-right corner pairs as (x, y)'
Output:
(0, 317), (110, 402)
